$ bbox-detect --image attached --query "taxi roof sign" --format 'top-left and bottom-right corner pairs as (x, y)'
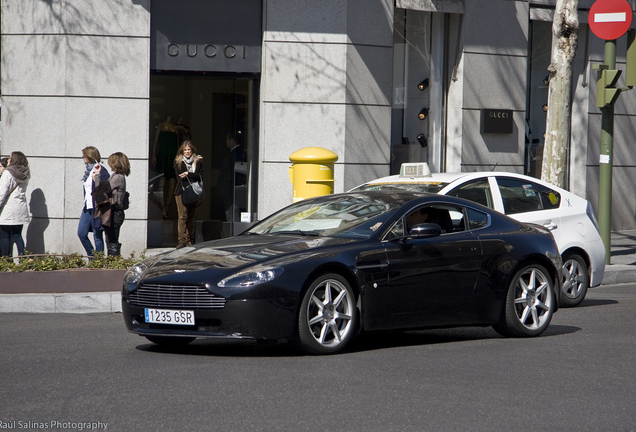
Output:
(399, 162), (432, 178)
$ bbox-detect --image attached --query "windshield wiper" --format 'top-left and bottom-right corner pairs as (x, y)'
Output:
(274, 230), (321, 236)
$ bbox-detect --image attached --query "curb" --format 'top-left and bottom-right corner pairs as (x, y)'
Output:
(1, 266), (634, 314)
(601, 265), (636, 286)
(0, 292), (122, 314)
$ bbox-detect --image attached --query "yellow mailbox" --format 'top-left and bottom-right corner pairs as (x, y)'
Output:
(288, 147), (338, 202)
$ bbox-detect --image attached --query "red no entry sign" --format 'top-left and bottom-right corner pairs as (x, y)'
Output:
(589, 0), (633, 40)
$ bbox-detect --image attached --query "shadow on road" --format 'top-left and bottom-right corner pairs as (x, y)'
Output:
(542, 324), (580, 336)
(136, 339), (300, 357)
(576, 298), (619, 308)
(134, 323), (581, 357)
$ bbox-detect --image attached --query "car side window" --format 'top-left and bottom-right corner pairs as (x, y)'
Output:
(386, 219), (406, 239)
(407, 204), (465, 234)
(538, 185), (561, 209)
(447, 179), (493, 208)
(466, 208), (489, 230)
(385, 203), (470, 240)
(497, 178), (544, 214)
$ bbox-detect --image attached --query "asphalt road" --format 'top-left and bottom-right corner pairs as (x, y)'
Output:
(1, 284), (635, 432)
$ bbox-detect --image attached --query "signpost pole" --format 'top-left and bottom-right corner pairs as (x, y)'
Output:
(588, 0), (633, 265)
(598, 39), (616, 265)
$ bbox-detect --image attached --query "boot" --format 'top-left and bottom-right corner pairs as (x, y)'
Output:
(107, 242), (121, 256)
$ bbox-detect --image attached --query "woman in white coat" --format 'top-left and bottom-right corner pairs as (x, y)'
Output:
(0, 151), (31, 256)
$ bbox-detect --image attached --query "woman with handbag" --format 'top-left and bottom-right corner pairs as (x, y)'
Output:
(173, 140), (203, 248)
(0, 151), (31, 257)
(94, 152), (130, 256)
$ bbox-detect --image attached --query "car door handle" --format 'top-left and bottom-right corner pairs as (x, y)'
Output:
(543, 220), (558, 231)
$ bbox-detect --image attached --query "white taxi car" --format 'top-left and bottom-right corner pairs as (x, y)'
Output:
(352, 162), (606, 307)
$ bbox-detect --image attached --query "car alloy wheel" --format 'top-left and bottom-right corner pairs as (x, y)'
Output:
(298, 273), (356, 354)
(561, 253), (589, 308)
(494, 264), (554, 337)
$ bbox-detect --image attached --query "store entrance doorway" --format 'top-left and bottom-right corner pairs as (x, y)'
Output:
(147, 73), (258, 248)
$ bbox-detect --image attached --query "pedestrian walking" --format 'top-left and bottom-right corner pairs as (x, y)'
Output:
(78, 146), (110, 257)
(94, 152), (130, 256)
(0, 151), (31, 256)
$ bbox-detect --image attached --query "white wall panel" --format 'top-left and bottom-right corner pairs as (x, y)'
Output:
(65, 36), (149, 98)
(1, 97), (67, 156)
(262, 42), (347, 104)
(1, 35), (66, 96)
(64, 98), (149, 159)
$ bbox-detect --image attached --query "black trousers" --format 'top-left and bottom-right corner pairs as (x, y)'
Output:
(105, 209), (125, 244)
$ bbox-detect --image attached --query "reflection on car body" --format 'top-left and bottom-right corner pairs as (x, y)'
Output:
(123, 191), (562, 355)
(352, 162), (605, 307)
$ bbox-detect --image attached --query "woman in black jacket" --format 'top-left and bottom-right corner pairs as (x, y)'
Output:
(173, 140), (203, 248)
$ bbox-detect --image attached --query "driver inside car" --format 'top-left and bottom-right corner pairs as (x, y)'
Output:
(406, 208), (431, 232)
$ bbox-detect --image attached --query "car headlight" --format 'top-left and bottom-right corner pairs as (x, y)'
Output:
(123, 262), (149, 287)
(217, 267), (284, 288)
(123, 253), (168, 289)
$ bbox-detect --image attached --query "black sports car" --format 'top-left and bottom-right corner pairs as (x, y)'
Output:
(122, 191), (562, 354)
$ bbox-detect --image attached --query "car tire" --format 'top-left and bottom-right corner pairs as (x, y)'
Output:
(560, 253), (589, 308)
(297, 273), (356, 355)
(144, 336), (196, 346)
(493, 263), (555, 338)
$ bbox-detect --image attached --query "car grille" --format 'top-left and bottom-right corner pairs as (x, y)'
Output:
(129, 283), (226, 309)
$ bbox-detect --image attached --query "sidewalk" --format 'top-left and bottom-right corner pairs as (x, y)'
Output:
(601, 230), (636, 284)
(1, 231), (636, 314)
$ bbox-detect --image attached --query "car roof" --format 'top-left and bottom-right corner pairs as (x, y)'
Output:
(305, 189), (434, 205)
(299, 189), (497, 210)
(362, 171), (462, 185)
(361, 170), (572, 194)
(310, 189), (500, 215)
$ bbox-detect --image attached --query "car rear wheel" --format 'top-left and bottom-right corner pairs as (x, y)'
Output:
(493, 264), (554, 337)
(144, 336), (196, 346)
(561, 253), (589, 307)
(298, 273), (356, 355)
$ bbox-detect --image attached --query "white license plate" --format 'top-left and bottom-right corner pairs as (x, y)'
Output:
(145, 308), (195, 326)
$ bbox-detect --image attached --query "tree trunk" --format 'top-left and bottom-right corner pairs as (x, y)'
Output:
(541, 0), (579, 188)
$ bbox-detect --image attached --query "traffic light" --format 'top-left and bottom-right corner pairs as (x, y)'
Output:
(596, 68), (622, 107)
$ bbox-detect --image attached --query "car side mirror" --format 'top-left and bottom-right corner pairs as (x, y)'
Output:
(409, 223), (442, 238)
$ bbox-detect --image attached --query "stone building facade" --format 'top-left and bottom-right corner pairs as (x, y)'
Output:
(1, 0), (634, 255)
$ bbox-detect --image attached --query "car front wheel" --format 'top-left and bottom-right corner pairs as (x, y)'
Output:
(561, 253), (589, 307)
(493, 264), (555, 337)
(298, 273), (356, 355)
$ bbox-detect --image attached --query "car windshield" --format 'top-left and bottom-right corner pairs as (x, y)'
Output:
(354, 182), (448, 194)
(246, 195), (402, 239)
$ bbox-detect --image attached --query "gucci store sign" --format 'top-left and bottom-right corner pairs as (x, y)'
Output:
(151, 0), (262, 73)
(481, 109), (513, 134)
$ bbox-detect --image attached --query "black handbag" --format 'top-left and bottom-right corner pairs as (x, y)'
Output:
(181, 177), (205, 206)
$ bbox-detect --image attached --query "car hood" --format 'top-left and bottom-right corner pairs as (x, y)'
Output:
(142, 234), (358, 280)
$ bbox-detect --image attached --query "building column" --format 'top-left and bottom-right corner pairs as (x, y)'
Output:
(258, 0), (394, 218)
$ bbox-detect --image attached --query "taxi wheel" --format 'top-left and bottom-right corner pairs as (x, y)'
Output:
(560, 253), (589, 308)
